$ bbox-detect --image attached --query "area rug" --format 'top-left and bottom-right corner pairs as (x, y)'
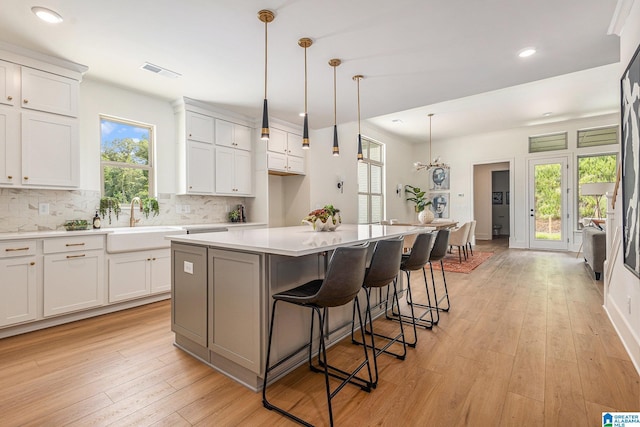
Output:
(429, 251), (494, 274)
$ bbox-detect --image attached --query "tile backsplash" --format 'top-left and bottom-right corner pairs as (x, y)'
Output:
(0, 189), (246, 233)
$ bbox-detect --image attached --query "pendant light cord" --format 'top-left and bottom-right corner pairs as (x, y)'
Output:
(304, 45), (308, 115)
(264, 20), (268, 99)
(356, 77), (361, 135)
(333, 66), (337, 125)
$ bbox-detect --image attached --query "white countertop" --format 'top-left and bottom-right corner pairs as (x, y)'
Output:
(167, 224), (425, 257)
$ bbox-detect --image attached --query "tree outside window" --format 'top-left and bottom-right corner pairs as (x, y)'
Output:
(100, 116), (154, 203)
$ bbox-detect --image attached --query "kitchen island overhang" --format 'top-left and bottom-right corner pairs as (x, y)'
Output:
(168, 224), (426, 390)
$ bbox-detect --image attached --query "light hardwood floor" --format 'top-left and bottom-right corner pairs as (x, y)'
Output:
(0, 239), (638, 426)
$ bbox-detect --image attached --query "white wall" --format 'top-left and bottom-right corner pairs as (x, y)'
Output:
(413, 113), (618, 248)
(308, 122), (417, 224)
(604, 0), (640, 374)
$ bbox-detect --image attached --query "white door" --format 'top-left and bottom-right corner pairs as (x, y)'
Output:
(528, 157), (568, 250)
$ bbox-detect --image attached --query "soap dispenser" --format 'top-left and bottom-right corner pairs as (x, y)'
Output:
(93, 211), (101, 229)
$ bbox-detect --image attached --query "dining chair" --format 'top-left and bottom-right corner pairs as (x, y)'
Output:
(466, 220), (477, 257)
(449, 222), (471, 263)
(263, 243), (372, 427)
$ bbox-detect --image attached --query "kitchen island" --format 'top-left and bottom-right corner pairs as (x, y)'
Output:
(168, 224), (422, 390)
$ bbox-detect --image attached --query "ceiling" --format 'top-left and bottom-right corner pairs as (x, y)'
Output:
(0, 0), (622, 143)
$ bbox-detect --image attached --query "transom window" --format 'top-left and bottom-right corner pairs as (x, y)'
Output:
(100, 115), (155, 203)
(358, 138), (384, 224)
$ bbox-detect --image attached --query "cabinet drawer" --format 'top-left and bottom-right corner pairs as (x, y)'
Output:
(0, 240), (37, 258)
(43, 235), (104, 253)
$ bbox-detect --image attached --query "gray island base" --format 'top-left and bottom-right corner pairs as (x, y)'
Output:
(168, 224), (422, 391)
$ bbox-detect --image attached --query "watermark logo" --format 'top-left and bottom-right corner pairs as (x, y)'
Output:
(603, 412), (640, 427)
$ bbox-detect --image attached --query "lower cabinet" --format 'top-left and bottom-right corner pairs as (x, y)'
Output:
(108, 249), (171, 303)
(43, 235), (105, 317)
(0, 240), (37, 327)
(208, 248), (262, 373)
(172, 243), (208, 346)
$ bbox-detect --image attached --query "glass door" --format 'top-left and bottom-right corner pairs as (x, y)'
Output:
(529, 157), (568, 250)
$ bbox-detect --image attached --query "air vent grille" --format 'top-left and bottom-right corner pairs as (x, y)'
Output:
(140, 62), (181, 79)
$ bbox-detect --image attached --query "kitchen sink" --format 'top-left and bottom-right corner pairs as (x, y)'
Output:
(106, 226), (186, 253)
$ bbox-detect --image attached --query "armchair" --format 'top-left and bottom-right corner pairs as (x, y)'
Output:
(449, 222), (471, 263)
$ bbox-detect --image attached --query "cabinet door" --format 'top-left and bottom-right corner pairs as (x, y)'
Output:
(172, 243), (207, 347)
(267, 151), (287, 173)
(215, 119), (234, 148)
(234, 149), (252, 195)
(0, 256), (37, 327)
(209, 249), (261, 373)
(44, 250), (104, 317)
(22, 112), (79, 187)
(186, 140), (214, 194)
(287, 132), (305, 158)
(186, 111), (214, 143)
(287, 155), (306, 175)
(267, 128), (287, 153)
(150, 249), (171, 294)
(0, 60), (19, 107)
(233, 124), (252, 151)
(108, 253), (150, 302)
(0, 107), (19, 185)
(21, 67), (78, 117)
(215, 146), (234, 194)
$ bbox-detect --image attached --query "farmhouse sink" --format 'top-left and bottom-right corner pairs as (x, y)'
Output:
(106, 226), (186, 253)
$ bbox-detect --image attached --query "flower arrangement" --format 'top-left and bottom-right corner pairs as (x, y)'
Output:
(302, 205), (341, 231)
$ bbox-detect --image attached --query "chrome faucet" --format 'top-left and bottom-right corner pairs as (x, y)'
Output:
(130, 197), (141, 227)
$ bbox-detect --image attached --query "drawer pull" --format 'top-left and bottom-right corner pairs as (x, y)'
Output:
(65, 243), (86, 247)
(5, 247), (29, 252)
(30, 262), (35, 266)
(66, 254), (86, 259)
(23, 99), (28, 104)
(7, 96), (12, 101)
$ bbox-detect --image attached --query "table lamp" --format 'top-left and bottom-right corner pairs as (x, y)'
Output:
(580, 182), (614, 219)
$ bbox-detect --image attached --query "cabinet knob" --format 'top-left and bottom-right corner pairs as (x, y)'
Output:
(30, 262), (35, 266)
(152, 257), (157, 261)
(189, 133), (192, 137)
(7, 96), (12, 101)
(7, 175), (12, 179)
(23, 99), (28, 104)
(147, 258), (151, 261)
(23, 176), (28, 180)
(189, 186), (193, 189)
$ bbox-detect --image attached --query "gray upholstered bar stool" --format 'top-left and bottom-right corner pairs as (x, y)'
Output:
(350, 236), (405, 387)
(410, 229), (451, 316)
(262, 243), (372, 427)
(389, 232), (436, 344)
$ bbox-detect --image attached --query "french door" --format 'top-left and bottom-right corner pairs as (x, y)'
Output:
(528, 157), (568, 250)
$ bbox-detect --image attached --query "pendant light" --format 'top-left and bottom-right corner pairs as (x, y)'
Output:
(413, 113), (449, 171)
(353, 75), (364, 162)
(329, 59), (341, 156)
(299, 38), (312, 149)
(258, 9), (275, 141)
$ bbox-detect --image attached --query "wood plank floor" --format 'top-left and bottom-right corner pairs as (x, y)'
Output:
(1, 238), (638, 426)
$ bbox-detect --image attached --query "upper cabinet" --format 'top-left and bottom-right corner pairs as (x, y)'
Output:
(0, 47), (86, 190)
(267, 127), (305, 175)
(174, 98), (254, 197)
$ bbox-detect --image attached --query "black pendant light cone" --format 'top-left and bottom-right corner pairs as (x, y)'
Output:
(258, 10), (275, 141)
(329, 59), (341, 156)
(353, 75), (364, 162)
(299, 38), (312, 150)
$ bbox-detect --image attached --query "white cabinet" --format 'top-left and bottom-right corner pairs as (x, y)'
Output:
(108, 249), (171, 303)
(215, 146), (252, 195)
(186, 140), (214, 194)
(186, 111), (214, 143)
(43, 235), (104, 317)
(208, 248), (262, 373)
(0, 107), (19, 185)
(215, 119), (252, 151)
(21, 112), (79, 187)
(267, 128), (305, 175)
(0, 240), (37, 327)
(21, 67), (79, 117)
(0, 59), (19, 107)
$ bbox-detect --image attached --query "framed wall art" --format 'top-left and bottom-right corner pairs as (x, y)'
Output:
(492, 191), (503, 205)
(429, 166), (450, 191)
(429, 193), (449, 219)
(621, 42), (640, 277)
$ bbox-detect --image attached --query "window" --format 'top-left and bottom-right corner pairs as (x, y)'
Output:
(529, 132), (567, 153)
(577, 153), (617, 228)
(100, 116), (154, 203)
(577, 125), (618, 148)
(358, 138), (384, 224)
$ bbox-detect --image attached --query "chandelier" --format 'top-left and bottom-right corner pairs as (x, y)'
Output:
(414, 113), (448, 171)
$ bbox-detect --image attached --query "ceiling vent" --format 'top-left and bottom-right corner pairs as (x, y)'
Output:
(140, 62), (181, 79)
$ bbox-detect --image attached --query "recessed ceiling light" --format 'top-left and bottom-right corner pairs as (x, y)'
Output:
(31, 7), (63, 24)
(543, 112), (553, 117)
(518, 47), (536, 58)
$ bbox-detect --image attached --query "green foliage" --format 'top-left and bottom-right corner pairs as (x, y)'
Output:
(534, 164), (562, 219)
(405, 184), (431, 212)
(578, 154), (617, 219)
(102, 137), (150, 203)
(141, 198), (160, 219)
(99, 197), (121, 224)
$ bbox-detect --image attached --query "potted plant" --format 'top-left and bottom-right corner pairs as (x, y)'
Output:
(141, 197), (160, 219)
(228, 209), (241, 223)
(405, 185), (434, 224)
(99, 197), (121, 225)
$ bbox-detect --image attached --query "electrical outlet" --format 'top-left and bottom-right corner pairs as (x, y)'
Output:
(175, 204), (182, 214)
(183, 261), (193, 275)
(183, 205), (191, 213)
(38, 203), (49, 215)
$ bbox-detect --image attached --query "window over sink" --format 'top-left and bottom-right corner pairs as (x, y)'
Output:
(100, 115), (155, 203)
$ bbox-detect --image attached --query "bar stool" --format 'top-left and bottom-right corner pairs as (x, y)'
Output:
(350, 236), (405, 387)
(389, 232), (436, 343)
(262, 244), (372, 427)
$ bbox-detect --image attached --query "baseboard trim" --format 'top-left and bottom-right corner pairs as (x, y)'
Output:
(604, 299), (640, 376)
